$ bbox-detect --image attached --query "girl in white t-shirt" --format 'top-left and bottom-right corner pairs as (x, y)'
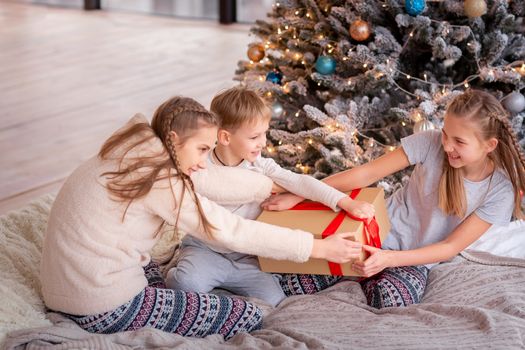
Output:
(263, 89), (525, 309)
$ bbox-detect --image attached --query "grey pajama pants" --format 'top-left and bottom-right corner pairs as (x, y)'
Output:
(166, 236), (286, 307)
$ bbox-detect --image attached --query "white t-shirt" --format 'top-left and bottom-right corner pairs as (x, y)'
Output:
(383, 130), (515, 262)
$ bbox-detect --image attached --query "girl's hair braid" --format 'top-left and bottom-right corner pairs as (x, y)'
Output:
(439, 89), (525, 219)
(99, 96), (219, 239)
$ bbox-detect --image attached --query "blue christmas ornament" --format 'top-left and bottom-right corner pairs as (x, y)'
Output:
(266, 71), (283, 85)
(315, 55), (336, 75)
(405, 0), (425, 16)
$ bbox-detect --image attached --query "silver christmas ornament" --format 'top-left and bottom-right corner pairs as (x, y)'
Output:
(413, 119), (435, 133)
(271, 100), (284, 118)
(502, 91), (525, 114)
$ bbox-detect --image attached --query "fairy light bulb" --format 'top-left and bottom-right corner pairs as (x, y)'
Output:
(518, 64), (525, 77)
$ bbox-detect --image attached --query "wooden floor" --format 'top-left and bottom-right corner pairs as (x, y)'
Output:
(0, 2), (251, 214)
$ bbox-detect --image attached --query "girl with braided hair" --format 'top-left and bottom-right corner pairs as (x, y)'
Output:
(40, 96), (362, 339)
(262, 89), (525, 309)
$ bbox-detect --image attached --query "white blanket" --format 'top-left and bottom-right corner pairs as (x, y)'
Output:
(466, 220), (525, 259)
(1, 194), (524, 349)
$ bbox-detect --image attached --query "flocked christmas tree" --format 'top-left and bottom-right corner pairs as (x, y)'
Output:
(235, 0), (525, 193)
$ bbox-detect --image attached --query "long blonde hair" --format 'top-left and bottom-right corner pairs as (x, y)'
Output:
(438, 89), (525, 219)
(98, 96), (218, 237)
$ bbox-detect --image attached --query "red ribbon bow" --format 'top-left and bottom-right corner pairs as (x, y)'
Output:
(290, 189), (381, 276)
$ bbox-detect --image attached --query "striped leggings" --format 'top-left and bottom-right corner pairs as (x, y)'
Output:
(280, 265), (429, 308)
(64, 262), (262, 340)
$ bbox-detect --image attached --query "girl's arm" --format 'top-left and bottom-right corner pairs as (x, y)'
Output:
(353, 213), (492, 277)
(145, 177), (362, 264)
(323, 147), (411, 192)
(191, 162), (273, 205)
(262, 147), (411, 211)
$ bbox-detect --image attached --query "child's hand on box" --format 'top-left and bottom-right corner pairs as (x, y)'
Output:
(311, 232), (363, 263)
(261, 193), (304, 211)
(337, 197), (375, 219)
(351, 245), (394, 277)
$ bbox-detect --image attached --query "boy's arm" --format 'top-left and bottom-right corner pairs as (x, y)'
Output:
(257, 157), (348, 211)
(191, 162), (273, 205)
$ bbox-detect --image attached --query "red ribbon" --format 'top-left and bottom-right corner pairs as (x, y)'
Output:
(290, 189), (381, 276)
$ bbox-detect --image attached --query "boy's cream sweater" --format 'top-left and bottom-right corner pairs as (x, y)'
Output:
(40, 114), (313, 315)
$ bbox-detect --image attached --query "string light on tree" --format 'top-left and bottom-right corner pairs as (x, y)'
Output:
(464, 0), (487, 18)
(405, 0), (425, 16)
(349, 19), (371, 42)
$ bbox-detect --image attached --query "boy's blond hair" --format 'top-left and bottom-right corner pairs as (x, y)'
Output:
(210, 86), (271, 130)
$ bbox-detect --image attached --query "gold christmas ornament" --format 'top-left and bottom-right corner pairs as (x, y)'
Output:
(247, 44), (265, 62)
(413, 119), (435, 133)
(349, 19), (371, 42)
(464, 0), (487, 18)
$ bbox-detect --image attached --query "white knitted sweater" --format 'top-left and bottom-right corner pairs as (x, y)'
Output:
(40, 114), (313, 315)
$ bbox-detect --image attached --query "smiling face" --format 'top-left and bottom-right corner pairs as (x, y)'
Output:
(441, 113), (497, 176)
(221, 119), (270, 164)
(171, 125), (218, 176)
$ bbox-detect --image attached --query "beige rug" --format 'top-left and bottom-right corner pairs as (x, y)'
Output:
(0, 195), (55, 344)
(0, 194), (181, 346)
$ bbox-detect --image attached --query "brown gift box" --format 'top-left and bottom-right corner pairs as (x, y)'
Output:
(257, 187), (391, 276)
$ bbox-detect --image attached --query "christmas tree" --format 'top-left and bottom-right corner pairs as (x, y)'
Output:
(235, 0), (525, 193)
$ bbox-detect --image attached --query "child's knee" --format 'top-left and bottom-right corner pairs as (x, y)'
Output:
(361, 272), (425, 309)
(166, 266), (214, 293)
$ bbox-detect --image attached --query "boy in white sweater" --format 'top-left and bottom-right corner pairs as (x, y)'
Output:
(166, 87), (375, 306)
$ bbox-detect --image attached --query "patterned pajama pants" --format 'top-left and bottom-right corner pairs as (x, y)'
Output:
(64, 262), (262, 340)
(280, 265), (429, 308)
